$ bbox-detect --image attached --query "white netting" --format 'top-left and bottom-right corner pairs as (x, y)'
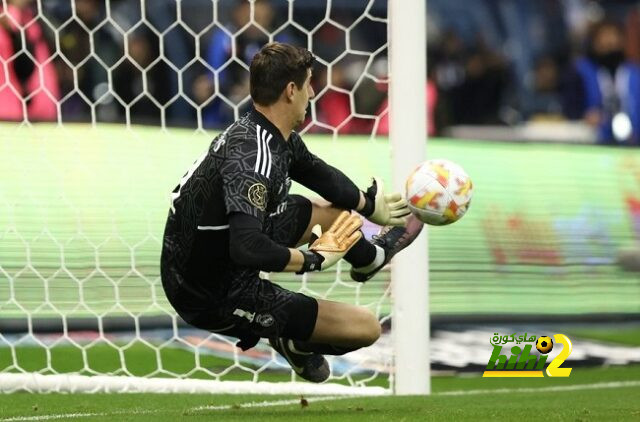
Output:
(0, 0), (396, 394)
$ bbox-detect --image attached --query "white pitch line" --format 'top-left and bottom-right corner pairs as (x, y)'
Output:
(435, 380), (640, 396)
(0, 397), (344, 421)
(0, 413), (105, 421)
(190, 394), (344, 411)
(0, 410), (158, 422)
(2, 381), (639, 421)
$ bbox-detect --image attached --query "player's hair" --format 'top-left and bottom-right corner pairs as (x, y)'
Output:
(250, 42), (315, 106)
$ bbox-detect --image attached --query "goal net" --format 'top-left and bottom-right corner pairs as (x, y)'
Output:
(0, 0), (427, 395)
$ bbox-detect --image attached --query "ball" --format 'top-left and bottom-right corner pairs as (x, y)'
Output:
(536, 336), (554, 354)
(405, 159), (473, 226)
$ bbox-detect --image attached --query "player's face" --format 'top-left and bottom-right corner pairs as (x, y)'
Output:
(293, 69), (314, 127)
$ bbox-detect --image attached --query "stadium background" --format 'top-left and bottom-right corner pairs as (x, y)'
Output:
(0, 0), (639, 418)
(2, 128), (639, 319)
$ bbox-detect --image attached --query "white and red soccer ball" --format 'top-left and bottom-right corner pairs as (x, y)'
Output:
(405, 159), (473, 226)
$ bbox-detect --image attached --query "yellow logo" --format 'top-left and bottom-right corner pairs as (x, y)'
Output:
(536, 336), (553, 354)
(483, 333), (573, 378)
(248, 183), (267, 211)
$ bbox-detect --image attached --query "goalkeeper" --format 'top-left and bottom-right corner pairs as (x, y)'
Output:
(161, 42), (422, 383)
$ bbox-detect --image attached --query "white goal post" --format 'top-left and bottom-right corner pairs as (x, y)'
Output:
(0, 0), (429, 395)
(389, 0), (429, 395)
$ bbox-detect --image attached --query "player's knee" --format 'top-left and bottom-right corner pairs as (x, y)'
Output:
(310, 197), (333, 209)
(365, 313), (382, 346)
(355, 309), (381, 347)
(310, 198), (344, 226)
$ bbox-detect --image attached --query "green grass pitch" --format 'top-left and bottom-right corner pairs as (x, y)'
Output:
(0, 365), (639, 420)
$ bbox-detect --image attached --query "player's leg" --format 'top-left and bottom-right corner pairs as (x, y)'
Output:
(350, 214), (424, 282)
(263, 294), (381, 382)
(293, 197), (382, 269)
(228, 275), (334, 383)
(293, 197), (339, 246)
(268, 299), (381, 381)
(305, 298), (381, 349)
(292, 196), (424, 282)
(269, 195), (379, 268)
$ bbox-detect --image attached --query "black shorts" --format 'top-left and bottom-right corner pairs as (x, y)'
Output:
(179, 277), (318, 350)
(168, 194), (316, 349)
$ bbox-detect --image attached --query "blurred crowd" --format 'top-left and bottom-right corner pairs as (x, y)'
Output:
(428, 0), (640, 145)
(2, 0), (640, 145)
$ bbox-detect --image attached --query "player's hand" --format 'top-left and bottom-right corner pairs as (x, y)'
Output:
(361, 177), (411, 226)
(308, 211), (363, 270)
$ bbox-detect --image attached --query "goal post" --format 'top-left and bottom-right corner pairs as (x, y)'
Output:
(389, 0), (430, 395)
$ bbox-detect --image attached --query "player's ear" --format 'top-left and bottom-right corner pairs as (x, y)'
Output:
(285, 81), (296, 101)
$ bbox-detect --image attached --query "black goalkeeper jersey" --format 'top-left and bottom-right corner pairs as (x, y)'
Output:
(161, 108), (360, 304)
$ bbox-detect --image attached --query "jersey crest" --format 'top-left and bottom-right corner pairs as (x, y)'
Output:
(247, 182), (268, 211)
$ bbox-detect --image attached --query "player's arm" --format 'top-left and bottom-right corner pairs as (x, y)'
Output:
(227, 212), (298, 272)
(288, 139), (361, 210)
(289, 135), (410, 226)
(228, 211), (361, 273)
(222, 155), (361, 273)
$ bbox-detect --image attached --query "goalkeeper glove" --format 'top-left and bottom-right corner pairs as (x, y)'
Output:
(359, 177), (411, 226)
(298, 211), (362, 273)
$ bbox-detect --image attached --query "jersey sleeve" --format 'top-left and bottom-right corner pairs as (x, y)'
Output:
(288, 133), (361, 210)
(221, 143), (271, 222)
